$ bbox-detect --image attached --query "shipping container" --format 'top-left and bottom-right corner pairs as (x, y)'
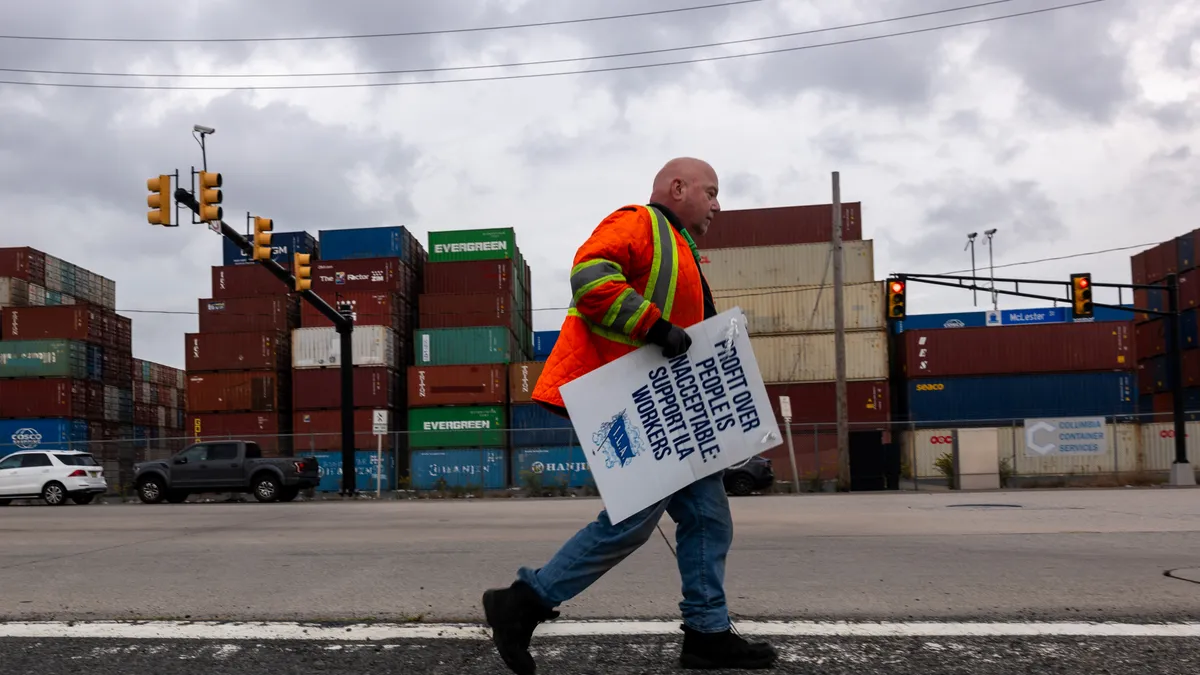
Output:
(409, 448), (507, 490)
(310, 257), (409, 296)
(292, 366), (400, 410)
(187, 371), (287, 413)
(27, 283), (45, 307)
(415, 326), (523, 366)
(299, 289), (408, 334)
(902, 322), (1136, 378)
(508, 362), (546, 404)
(428, 227), (516, 263)
(0, 247), (46, 286)
(763, 380), (890, 427)
(223, 230), (317, 267)
(198, 296), (299, 334)
(698, 240), (874, 291)
(1181, 269), (1200, 310)
(2, 305), (103, 343)
(1146, 240), (1178, 284)
(510, 403), (577, 447)
(423, 259), (519, 297)
(699, 202), (863, 249)
(0, 339), (90, 379)
(0, 277), (30, 307)
(187, 412), (291, 456)
(533, 330), (559, 360)
(293, 409), (400, 452)
(418, 291), (525, 331)
(407, 364), (506, 407)
(904, 371), (1136, 424)
(1179, 231), (1197, 272)
(86, 343), (103, 381)
(292, 325), (399, 369)
(311, 449), (395, 492)
(713, 282), (883, 335)
(185, 331), (289, 372)
(0, 378), (89, 419)
(750, 331), (889, 383)
(0, 418), (91, 457)
(210, 264), (294, 300)
(1133, 287), (1168, 324)
(511, 446), (593, 489)
(317, 226), (419, 265)
(407, 405), (506, 448)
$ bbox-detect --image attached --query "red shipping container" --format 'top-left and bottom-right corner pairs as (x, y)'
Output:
(1145, 241), (1178, 284)
(418, 291), (521, 331)
(0, 378), (88, 418)
(198, 296), (299, 334)
(1182, 269), (1200, 310)
(699, 202), (862, 250)
(292, 366), (400, 410)
(87, 381), (104, 419)
(211, 265), (294, 300)
(763, 381), (891, 427)
(423, 260), (518, 297)
(903, 322), (1136, 378)
(1187, 350), (1200, 388)
(188, 412), (291, 456)
(300, 290), (406, 333)
(1131, 250), (1148, 286)
(408, 364), (507, 407)
(0, 247), (46, 285)
(185, 331), (289, 372)
(2, 306), (103, 343)
(292, 409), (400, 452)
(1136, 320), (1166, 359)
(135, 401), (154, 425)
(311, 258), (409, 296)
(187, 371), (287, 413)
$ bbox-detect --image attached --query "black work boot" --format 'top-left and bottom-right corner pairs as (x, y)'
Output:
(482, 580), (560, 675)
(679, 624), (778, 670)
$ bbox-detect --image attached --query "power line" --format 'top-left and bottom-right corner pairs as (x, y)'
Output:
(0, 0), (762, 44)
(1, 0), (1022, 80)
(934, 241), (1156, 276)
(0, 0), (1108, 91)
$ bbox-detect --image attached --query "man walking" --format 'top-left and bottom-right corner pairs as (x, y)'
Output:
(482, 158), (778, 673)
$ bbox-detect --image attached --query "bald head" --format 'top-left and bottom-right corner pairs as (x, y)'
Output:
(648, 157), (720, 236)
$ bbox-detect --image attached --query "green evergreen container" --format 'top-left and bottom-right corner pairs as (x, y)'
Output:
(408, 405), (506, 448)
(428, 228), (517, 262)
(415, 327), (520, 366)
(0, 339), (89, 379)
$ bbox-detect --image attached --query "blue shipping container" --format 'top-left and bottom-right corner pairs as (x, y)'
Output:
(311, 450), (395, 492)
(1184, 310), (1199, 350)
(0, 418), (91, 457)
(1179, 231), (1196, 271)
(318, 226), (414, 264)
(510, 403), (577, 447)
(223, 230), (317, 267)
(86, 344), (104, 382)
(62, 264), (77, 297)
(409, 449), (507, 490)
(511, 446), (594, 489)
(906, 372), (1136, 425)
(893, 304), (1138, 333)
(533, 330), (560, 360)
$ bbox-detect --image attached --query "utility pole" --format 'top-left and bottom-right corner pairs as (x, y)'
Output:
(965, 233), (978, 306)
(984, 228), (999, 311)
(1166, 274), (1197, 486)
(831, 172), (850, 490)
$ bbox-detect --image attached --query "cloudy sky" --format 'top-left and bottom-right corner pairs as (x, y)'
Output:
(1, 0), (1196, 368)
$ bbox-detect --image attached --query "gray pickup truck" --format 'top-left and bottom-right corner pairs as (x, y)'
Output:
(133, 440), (320, 504)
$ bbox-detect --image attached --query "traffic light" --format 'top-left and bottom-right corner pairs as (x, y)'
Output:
(252, 216), (273, 261)
(293, 252), (312, 292)
(146, 174), (172, 226)
(1071, 273), (1093, 318)
(887, 278), (906, 319)
(197, 171), (223, 222)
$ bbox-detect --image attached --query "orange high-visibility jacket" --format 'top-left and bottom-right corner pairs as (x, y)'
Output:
(532, 203), (709, 416)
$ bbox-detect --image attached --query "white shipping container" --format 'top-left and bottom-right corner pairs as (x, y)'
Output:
(104, 385), (119, 424)
(44, 256), (63, 292)
(157, 405), (167, 428)
(0, 277), (30, 307)
(700, 240), (875, 291)
(27, 283), (46, 307)
(61, 294), (75, 305)
(750, 330), (888, 383)
(1139, 422), (1200, 471)
(292, 325), (399, 369)
(905, 424), (1142, 479)
(715, 281), (884, 335)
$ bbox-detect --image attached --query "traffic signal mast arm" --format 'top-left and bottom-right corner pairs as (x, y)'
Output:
(892, 273), (1171, 318)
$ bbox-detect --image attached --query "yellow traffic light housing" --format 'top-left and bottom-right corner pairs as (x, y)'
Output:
(887, 278), (906, 319)
(197, 171), (223, 222)
(146, 174), (172, 226)
(1071, 273), (1093, 318)
(252, 216), (274, 261)
(293, 253), (312, 292)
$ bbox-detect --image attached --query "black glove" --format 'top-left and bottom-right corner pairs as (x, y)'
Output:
(646, 318), (692, 358)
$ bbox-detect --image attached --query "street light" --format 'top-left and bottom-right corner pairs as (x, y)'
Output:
(965, 232), (978, 306)
(984, 228), (998, 311)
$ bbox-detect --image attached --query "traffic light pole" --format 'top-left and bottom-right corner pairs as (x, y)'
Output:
(174, 188), (362, 496)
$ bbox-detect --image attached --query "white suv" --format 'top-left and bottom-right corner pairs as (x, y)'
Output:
(0, 450), (108, 506)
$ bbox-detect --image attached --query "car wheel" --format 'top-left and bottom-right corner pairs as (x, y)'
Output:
(727, 473), (755, 497)
(0, 499), (11, 506)
(253, 475), (281, 503)
(165, 491), (189, 504)
(138, 477), (166, 504)
(71, 494), (96, 505)
(41, 481), (68, 506)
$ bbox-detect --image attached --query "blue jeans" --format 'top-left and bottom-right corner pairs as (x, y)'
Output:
(517, 471), (734, 633)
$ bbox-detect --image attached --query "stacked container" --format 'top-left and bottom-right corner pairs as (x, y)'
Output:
(131, 358), (188, 461)
(699, 203), (885, 481)
(408, 227), (534, 491)
(294, 226), (425, 491)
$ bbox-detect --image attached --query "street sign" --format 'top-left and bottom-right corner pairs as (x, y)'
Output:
(779, 395), (792, 420)
(372, 409), (388, 436)
(1023, 416), (1107, 457)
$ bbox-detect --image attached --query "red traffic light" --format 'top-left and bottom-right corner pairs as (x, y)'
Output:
(1077, 278), (1089, 289)
(890, 280), (905, 293)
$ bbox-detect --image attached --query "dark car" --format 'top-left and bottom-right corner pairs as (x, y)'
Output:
(133, 440), (320, 504)
(723, 455), (774, 496)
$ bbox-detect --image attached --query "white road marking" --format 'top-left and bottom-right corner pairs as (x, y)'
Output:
(2, 620), (1200, 641)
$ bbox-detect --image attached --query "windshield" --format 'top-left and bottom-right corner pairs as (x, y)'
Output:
(54, 454), (99, 466)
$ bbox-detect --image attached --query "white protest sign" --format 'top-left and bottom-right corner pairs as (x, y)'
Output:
(559, 307), (783, 524)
